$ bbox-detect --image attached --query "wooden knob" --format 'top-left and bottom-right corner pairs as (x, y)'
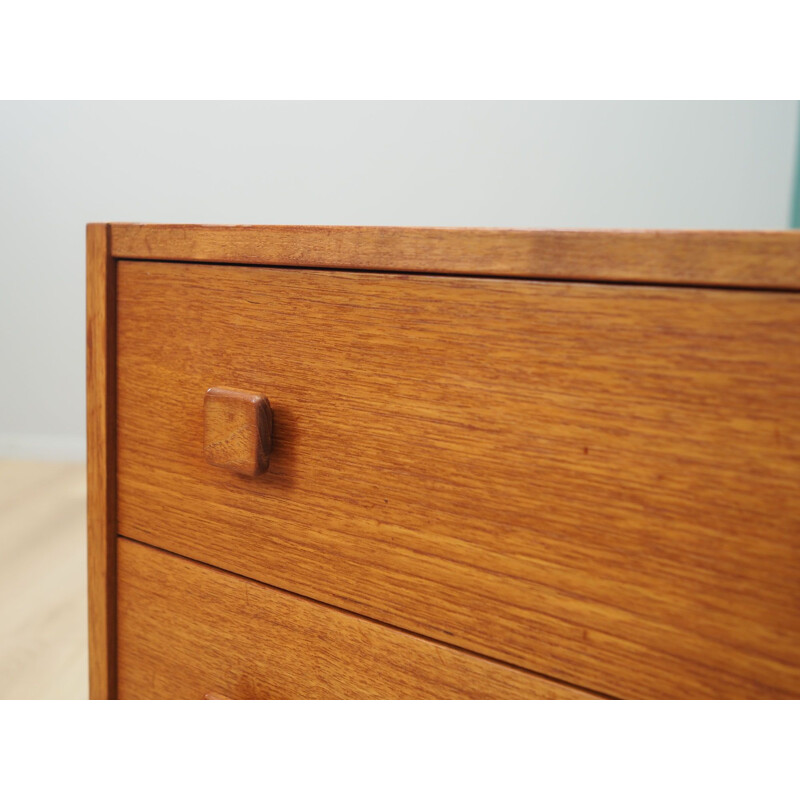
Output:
(204, 387), (273, 477)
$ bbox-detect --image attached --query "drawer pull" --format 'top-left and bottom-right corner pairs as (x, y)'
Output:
(204, 387), (273, 477)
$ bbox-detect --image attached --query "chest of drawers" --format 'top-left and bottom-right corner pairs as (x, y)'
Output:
(87, 224), (800, 699)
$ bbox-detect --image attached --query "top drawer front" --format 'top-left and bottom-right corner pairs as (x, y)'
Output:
(116, 260), (800, 698)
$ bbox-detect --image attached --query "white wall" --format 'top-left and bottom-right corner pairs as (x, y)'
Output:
(0, 101), (797, 460)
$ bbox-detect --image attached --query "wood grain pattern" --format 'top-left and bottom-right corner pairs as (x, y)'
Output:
(117, 538), (597, 699)
(86, 223), (116, 700)
(109, 224), (800, 289)
(204, 387), (273, 477)
(116, 260), (800, 699)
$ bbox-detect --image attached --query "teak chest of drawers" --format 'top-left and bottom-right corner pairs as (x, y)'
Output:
(87, 224), (800, 699)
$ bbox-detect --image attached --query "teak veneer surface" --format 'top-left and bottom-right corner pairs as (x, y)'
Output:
(117, 538), (597, 699)
(115, 259), (800, 699)
(109, 224), (800, 289)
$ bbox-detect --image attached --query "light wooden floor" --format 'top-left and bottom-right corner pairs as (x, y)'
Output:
(0, 460), (88, 699)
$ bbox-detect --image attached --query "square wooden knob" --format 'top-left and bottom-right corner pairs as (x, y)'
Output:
(204, 387), (273, 477)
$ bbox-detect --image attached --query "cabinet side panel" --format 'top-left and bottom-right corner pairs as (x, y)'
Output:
(87, 223), (116, 699)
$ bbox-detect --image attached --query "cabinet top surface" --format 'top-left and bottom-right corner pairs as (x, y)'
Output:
(94, 223), (800, 290)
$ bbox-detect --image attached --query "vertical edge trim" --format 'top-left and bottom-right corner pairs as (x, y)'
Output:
(87, 223), (117, 699)
(792, 101), (800, 229)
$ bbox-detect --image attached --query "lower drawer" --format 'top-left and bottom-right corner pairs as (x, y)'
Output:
(116, 538), (597, 699)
